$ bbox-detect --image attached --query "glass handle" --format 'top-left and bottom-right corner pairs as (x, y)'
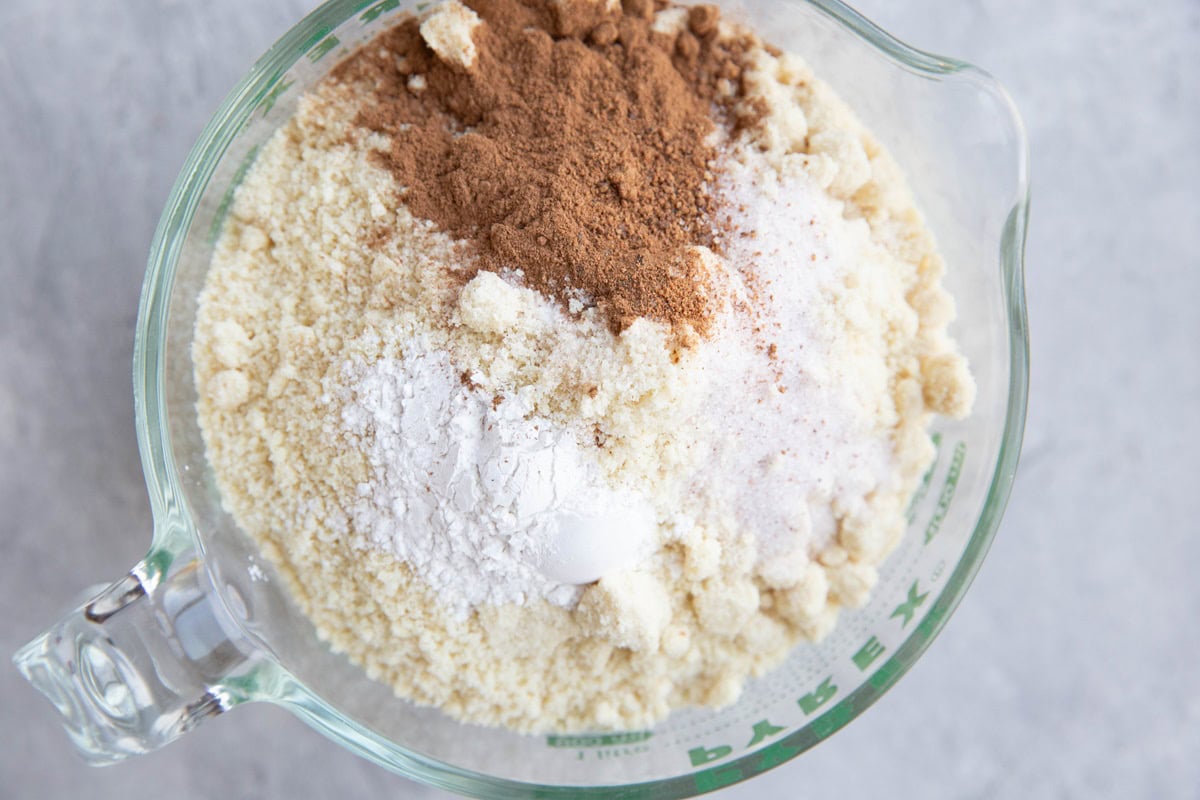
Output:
(13, 555), (264, 765)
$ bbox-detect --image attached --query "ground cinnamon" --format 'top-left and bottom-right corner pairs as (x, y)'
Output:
(335, 0), (751, 335)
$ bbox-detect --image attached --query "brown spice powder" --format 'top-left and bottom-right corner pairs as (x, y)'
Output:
(335, 0), (753, 335)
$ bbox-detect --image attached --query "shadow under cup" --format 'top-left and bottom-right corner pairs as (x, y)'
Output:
(24, 0), (1030, 796)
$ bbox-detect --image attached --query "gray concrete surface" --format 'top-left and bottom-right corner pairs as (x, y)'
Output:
(2, 0), (1196, 797)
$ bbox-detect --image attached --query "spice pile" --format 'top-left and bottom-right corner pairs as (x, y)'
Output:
(194, 0), (974, 732)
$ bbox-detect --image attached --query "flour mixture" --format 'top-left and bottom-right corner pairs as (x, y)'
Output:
(194, 0), (974, 733)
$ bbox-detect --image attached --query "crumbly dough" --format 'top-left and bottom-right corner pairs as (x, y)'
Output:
(194, 16), (973, 733)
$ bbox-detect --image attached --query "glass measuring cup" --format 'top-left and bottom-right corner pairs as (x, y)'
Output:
(13, 0), (1029, 795)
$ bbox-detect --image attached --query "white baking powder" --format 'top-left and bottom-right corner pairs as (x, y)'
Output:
(340, 340), (654, 618)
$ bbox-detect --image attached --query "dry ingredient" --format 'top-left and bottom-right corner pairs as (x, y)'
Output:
(339, 337), (655, 615)
(194, 0), (975, 733)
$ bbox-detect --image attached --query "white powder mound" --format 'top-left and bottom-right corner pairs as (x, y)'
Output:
(685, 147), (913, 566)
(339, 339), (655, 617)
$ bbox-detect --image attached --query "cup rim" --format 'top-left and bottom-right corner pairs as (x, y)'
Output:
(132, 0), (1031, 795)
